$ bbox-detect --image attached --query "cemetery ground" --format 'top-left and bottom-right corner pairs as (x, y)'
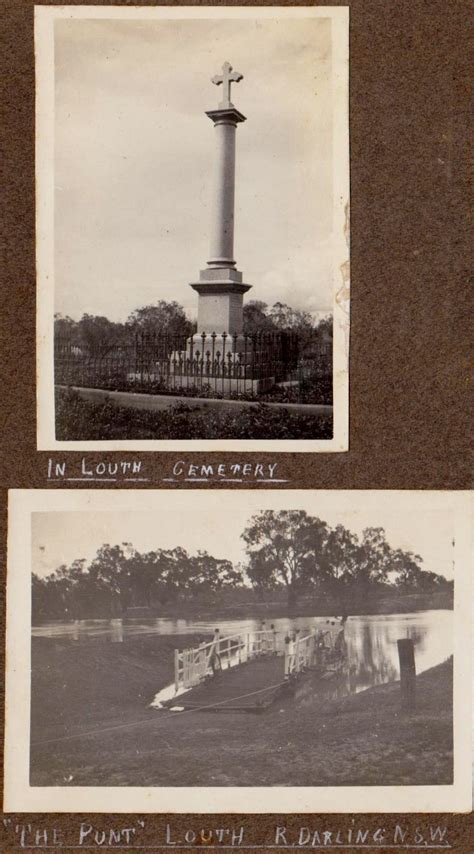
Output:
(55, 387), (333, 441)
(30, 634), (453, 788)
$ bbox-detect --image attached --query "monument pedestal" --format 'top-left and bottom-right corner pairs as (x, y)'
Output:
(170, 327), (276, 395)
(190, 267), (251, 336)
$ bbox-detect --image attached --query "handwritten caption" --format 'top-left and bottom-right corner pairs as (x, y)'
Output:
(46, 459), (286, 485)
(47, 458), (147, 483)
(3, 819), (451, 849)
(165, 460), (283, 483)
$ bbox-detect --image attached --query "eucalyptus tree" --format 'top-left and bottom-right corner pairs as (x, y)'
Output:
(242, 509), (328, 608)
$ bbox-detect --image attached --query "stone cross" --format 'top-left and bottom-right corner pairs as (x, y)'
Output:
(211, 61), (243, 108)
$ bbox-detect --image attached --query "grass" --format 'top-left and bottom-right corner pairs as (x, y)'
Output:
(55, 388), (333, 440)
(30, 635), (453, 788)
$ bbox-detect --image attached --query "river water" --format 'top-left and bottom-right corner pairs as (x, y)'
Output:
(33, 609), (452, 695)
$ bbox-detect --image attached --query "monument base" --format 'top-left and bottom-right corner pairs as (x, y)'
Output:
(168, 333), (278, 395)
(171, 333), (271, 369)
(189, 268), (252, 336)
(196, 291), (244, 336)
(126, 367), (274, 395)
(166, 374), (274, 395)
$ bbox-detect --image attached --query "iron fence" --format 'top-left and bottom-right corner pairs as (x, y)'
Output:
(55, 330), (331, 400)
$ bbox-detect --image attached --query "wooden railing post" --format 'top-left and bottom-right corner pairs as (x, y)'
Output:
(397, 638), (416, 711)
(174, 649), (179, 693)
(284, 635), (291, 678)
(183, 648), (188, 688)
(198, 642), (206, 678)
(310, 630), (316, 667)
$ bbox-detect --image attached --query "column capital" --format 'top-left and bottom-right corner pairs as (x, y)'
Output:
(206, 107), (247, 126)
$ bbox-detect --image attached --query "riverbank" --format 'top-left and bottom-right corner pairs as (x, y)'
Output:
(30, 635), (453, 787)
(163, 590), (453, 619)
(33, 590), (453, 626)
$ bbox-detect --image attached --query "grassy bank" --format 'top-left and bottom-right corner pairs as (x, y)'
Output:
(30, 633), (207, 739)
(30, 635), (453, 787)
(55, 388), (333, 440)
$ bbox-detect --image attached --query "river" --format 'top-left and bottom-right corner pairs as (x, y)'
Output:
(33, 609), (452, 696)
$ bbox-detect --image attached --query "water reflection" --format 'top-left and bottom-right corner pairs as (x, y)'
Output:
(33, 610), (452, 695)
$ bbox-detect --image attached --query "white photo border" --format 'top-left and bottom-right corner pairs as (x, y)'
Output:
(35, 5), (350, 452)
(4, 488), (472, 813)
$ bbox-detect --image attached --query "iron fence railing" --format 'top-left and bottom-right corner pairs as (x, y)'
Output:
(54, 330), (331, 400)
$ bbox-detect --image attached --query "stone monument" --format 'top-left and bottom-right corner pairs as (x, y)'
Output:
(189, 61), (251, 336)
(169, 63), (286, 393)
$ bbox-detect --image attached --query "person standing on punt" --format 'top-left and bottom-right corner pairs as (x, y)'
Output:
(208, 628), (222, 675)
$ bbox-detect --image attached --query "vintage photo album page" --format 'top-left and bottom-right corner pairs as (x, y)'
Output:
(1, 0), (472, 826)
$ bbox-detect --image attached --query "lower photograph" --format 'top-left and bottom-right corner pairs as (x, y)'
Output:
(4, 489), (471, 812)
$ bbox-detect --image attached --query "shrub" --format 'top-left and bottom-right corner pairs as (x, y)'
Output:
(55, 389), (333, 440)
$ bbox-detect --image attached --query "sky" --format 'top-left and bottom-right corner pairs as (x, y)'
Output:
(54, 15), (334, 323)
(31, 492), (456, 580)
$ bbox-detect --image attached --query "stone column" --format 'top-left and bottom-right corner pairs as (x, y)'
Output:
(207, 113), (238, 268)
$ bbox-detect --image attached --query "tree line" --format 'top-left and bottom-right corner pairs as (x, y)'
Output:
(32, 510), (452, 622)
(54, 300), (332, 357)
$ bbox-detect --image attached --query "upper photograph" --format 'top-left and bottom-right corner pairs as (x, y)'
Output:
(36, 6), (349, 450)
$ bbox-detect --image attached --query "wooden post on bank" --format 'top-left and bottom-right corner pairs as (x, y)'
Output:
(397, 638), (416, 711)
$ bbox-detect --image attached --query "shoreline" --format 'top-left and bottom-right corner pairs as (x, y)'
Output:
(30, 632), (453, 787)
(32, 594), (454, 627)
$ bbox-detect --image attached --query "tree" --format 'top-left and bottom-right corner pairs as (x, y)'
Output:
(32, 541), (246, 620)
(77, 314), (127, 357)
(242, 510), (328, 608)
(87, 544), (130, 614)
(54, 301), (195, 354)
(186, 551), (241, 594)
(126, 300), (195, 337)
(118, 546), (166, 607)
(32, 558), (89, 619)
(54, 313), (126, 356)
(314, 314), (333, 338)
(355, 527), (392, 585)
(318, 525), (393, 611)
(243, 301), (327, 340)
(54, 313), (76, 336)
(317, 523), (359, 606)
(391, 549), (428, 590)
(268, 302), (314, 334)
(243, 301), (274, 333)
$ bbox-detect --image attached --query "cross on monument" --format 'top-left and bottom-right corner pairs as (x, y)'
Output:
(211, 61), (243, 108)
